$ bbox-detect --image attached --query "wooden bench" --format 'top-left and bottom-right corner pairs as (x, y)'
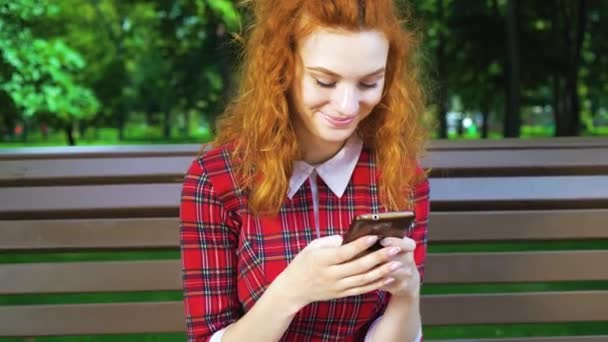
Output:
(1, 137), (608, 340)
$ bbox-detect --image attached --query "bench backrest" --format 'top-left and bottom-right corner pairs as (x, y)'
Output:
(1, 137), (607, 339)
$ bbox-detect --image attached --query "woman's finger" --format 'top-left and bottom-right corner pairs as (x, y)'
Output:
(338, 276), (395, 298)
(331, 245), (401, 278)
(380, 237), (416, 251)
(336, 260), (402, 290)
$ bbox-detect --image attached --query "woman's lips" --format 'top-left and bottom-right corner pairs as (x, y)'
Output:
(322, 113), (356, 128)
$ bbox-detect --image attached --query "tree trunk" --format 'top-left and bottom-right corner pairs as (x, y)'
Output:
(183, 110), (190, 137)
(554, 0), (587, 136)
(163, 109), (171, 140)
(21, 119), (30, 142)
(436, 0), (448, 139)
(3, 116), (15, 140)
(552, 74), (561, 135)
(79, 121), (87, 139)
(117, 114), (125, 141)
(504, 0), (521, 138)
(457, 117), (464, 137)
(91, 0), (128, 141)
(590, 100), (599, 131)
(65, 122), (76, 146)
(481, 100), (490, 139)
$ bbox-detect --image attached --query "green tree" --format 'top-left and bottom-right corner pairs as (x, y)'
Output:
(45, 0), (241, 141)
(0, 0), (99, 145)
(413, 0), (509, 138)
(413, 0), (604, 138)
(583, 0), (608, 133)
(151, 0), (241, 139)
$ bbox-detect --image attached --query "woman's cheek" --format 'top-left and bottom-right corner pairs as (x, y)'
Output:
(302, 87), (331, 109)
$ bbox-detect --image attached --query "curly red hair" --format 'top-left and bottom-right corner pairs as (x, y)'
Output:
(214, 0), (429, 215)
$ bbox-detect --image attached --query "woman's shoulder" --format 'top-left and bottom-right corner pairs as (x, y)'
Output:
(185, 141), (237, 179)
(183, 142), (245, 206)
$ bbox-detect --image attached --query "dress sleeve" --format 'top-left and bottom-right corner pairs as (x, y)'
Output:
(179, 159), (241, 341)
(411, 170), (430, 283)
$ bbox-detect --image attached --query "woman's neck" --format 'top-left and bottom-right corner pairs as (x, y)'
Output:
(291, 111), (350, 164)
(298, 136), (347, 165)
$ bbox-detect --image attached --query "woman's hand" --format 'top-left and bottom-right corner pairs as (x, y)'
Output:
(377, 237), (420, 298)
(270, 234), (404, 312)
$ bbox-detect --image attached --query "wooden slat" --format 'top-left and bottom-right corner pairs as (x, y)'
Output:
(3, 251), (607, 294)
(424, 251), (608, 283)
(1, 291), (607, 336)
(426, 148), (608, 177)
(2, 137), (606, 161)
(1, 176), (608, 219)
(0, 302), (185, 336)
(0, 183), (180, 219)
(2, 209), (607, 251)
(0, 218), (178, 250)
(3, 148), (608, 186)
(0, 144), (201, 160)
(429, 209), (608, 242)
(0, 156), (192, 186)
(432, 176), (608, 201)
(422, 291), (608, 325)
(430, 176), (608, 211)
(0, 260), (181, 294)
(428, 137), (608, 150)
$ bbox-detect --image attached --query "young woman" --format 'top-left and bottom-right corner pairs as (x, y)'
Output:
(180, 1), (430, 341)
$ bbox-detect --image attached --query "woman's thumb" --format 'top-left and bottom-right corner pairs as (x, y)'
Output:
(309, 234), (343, 248)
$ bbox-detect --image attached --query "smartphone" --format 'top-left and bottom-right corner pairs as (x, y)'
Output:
(342, 211), (415, 257)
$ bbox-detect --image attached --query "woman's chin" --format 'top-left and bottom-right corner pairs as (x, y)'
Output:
(316, 128), (355, 145)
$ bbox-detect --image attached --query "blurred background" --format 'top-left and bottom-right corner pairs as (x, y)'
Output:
(1, 0), (607, 147)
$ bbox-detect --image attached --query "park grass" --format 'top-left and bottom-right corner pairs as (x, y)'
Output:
(0, 125), (213, 147)
(2, 124), (607, 148)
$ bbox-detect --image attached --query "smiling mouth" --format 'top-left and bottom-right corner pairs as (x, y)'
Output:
(322, 113), (357, 127)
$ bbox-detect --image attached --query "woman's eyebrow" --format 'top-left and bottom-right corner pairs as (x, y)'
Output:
(305, 66), (385, 78)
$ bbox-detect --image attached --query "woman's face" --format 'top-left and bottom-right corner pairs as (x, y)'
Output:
(290, 28), (389, 163)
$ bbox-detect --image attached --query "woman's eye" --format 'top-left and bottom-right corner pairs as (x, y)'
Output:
(315, 79), (336, 88)
(314, 79), (377, 89)
(359, 82), (378, 89)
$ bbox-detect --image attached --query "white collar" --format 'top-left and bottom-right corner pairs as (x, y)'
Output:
(288, 135), (363, 199)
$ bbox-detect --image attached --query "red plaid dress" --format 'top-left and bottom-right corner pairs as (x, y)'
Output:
(180, 142), (430, 341)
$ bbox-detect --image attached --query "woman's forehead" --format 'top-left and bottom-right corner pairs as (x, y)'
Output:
(297, 28), (389, 78)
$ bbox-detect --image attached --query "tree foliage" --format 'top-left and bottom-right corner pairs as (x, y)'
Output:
(1, 0), (99, 144)
(1, 0), (607, 144)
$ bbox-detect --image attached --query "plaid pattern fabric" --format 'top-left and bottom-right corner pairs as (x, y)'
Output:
(180, 144), (430, 341)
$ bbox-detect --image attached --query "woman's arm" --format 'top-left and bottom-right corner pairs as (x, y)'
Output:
(365, 175), (430, 341)
(365, 292), (422, 341)
(181, 159), (243, 341)
(218, 281), (302, 341)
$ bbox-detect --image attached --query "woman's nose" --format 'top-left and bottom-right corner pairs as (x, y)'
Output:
(334, 86), (360, 116)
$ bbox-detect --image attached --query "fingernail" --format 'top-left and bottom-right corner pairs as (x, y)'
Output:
(384, 277), (395, 285)
(366, 236), (379, 244)
(380, 239), (390, 247)
(388, 247), (401, 256)
(390, 262), (402, 271)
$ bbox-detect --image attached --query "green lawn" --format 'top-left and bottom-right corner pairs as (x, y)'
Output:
(0, 125), (213, 147)
(2, 124), (608, 148)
